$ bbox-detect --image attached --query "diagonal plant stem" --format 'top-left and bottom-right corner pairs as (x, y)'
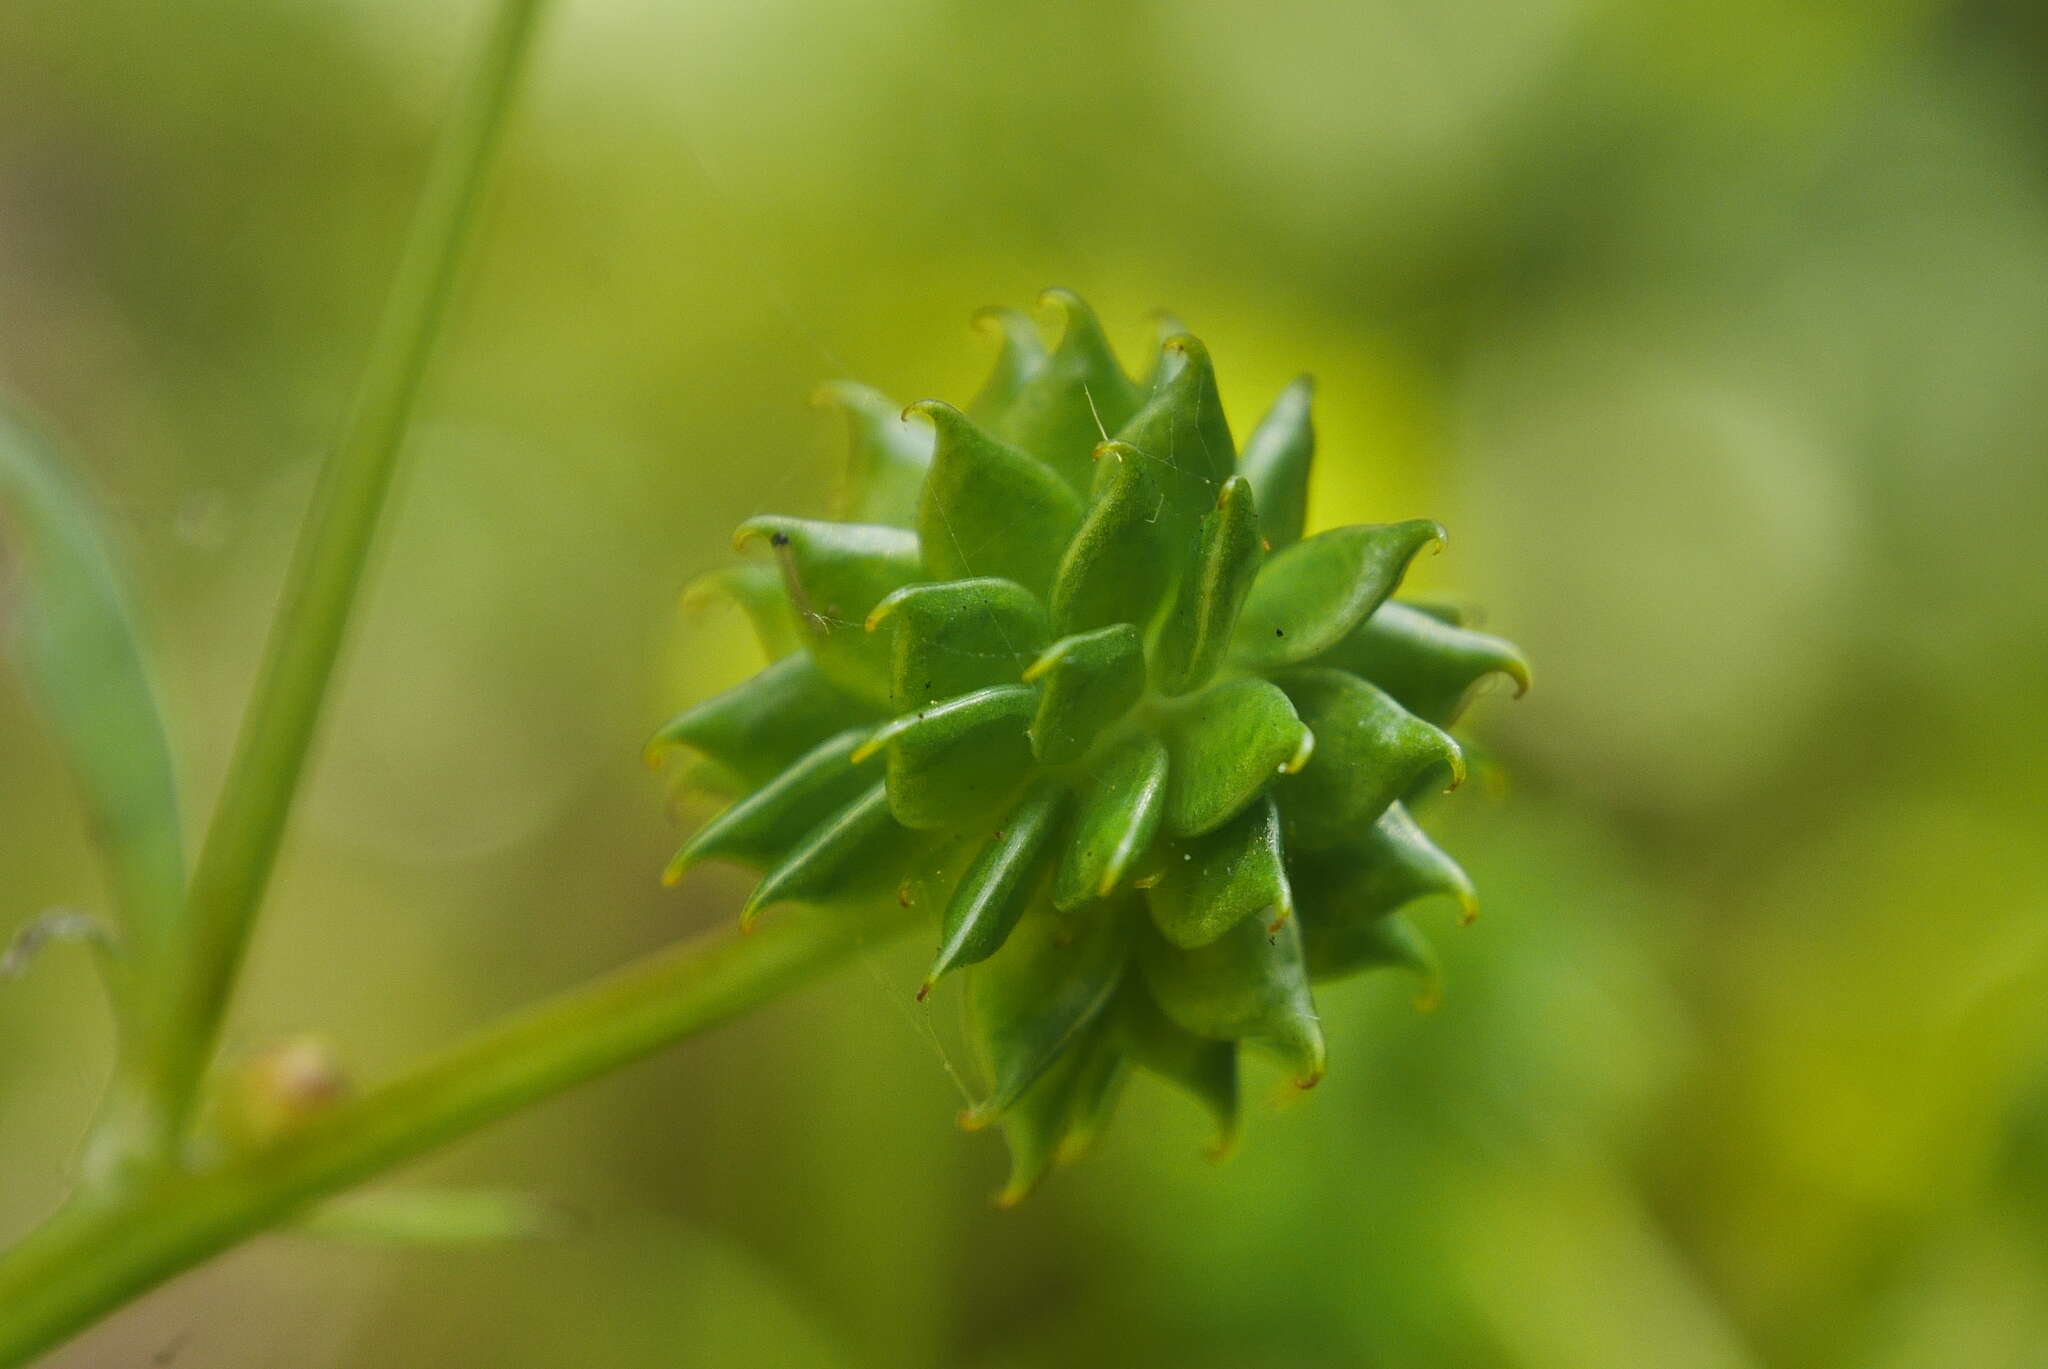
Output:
(132, 0), (548, 1153)
(0, 8), (928, 1365)
(0, 908), (920, 1367)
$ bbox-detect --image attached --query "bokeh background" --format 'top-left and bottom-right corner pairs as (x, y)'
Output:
(4, 0), (2047, 1365)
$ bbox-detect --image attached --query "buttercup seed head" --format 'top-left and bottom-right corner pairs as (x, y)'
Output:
(650, 295), (1529, 1202)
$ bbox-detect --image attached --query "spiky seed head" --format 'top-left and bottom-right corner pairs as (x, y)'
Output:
(650, 294), (1530, 1201)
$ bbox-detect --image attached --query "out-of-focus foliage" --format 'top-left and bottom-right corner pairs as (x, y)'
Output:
(0, 404), (183, 990)
(1, 1), (2043, 1366)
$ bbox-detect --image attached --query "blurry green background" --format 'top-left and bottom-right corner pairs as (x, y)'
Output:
(4, 0), (2046, 1364)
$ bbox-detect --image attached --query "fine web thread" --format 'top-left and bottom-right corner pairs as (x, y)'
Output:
(856, 937), (976, 1108)
(671, 130), (987, 1084)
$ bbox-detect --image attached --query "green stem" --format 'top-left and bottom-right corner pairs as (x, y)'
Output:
(137, 0), (547, 1148)
(0, 908), (917, 1367)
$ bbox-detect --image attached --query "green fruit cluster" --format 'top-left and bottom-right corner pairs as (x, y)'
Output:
(651, 293), (1528, 1201)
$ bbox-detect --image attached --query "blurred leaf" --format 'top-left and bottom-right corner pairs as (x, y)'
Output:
(1300, 910), (1437, 1000)
(965, 307), (1050, 426)
(1236, 376), (1315, 550)
(1290, 800), (1476, 940)
(681, 562), (801, 663)
(1139, 907), (1324, 1086)
(989, 1010), (1128, 1207)
(986, 1037), (1088, 1209)
(0, 405), (183, 971)
(813, 381), (933, 529)
(965, 894), (1132, 1125)
(1118, 979), (1240, 1158)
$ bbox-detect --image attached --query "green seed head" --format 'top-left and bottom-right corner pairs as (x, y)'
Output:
(652, 293), (1529, 1203)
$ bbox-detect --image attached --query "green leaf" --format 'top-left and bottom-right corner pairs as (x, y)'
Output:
(1023, 624), (1146, 765)
(1318, 600), (1531, 727)
(1271, 669), (1464, 850)
(1161, 678), (1314, 838)
(647, 653), (876, 788)
(1401, 599), (1468, 627)
(894, 834), (979, 916)
(988, 1041), (1084, 1208)
(1053, 735), (1168, 910)
(1047, 1017), (1129, 1167)
(680, 562), (800, 662)
(1138, 911), (1325, 1087)
(664, 729), (872, 882)
(812, 380), (934, 528)
(1230, 519), (1445, 670)
(1153, 474), (1263, 695)
(741, 782), (912, 926)
(866, 577), (1049, 709)
(963, 892), (1132, 1124)
(987, 1012), (1126, 1208)
(1137, 311), (1191, 394)
(910, 400), (1084, 596)
(1299, 910), (1439, 1002)
(1290, 800), (1476, 943)
(1111, 333), (1235, 542)
(925, 781), (1068, 988)
(1116, 981), (1239, 1158)
(855, 684), (1038, 830)
(734, 516), (922, 708)
(1046, 441), (1173, 638)
(1236, 376), (1314, 550)
(671, 755), (749, 800)
(0, 406), (185, 970)
(986, 290), (1142, 493)
(966, 306), (1051, 427)
(1146, 797), (1291, 949)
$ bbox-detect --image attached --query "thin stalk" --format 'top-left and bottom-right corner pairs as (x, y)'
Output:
(137, 0), (547, 1145)
(0, 907), (918, 1367)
